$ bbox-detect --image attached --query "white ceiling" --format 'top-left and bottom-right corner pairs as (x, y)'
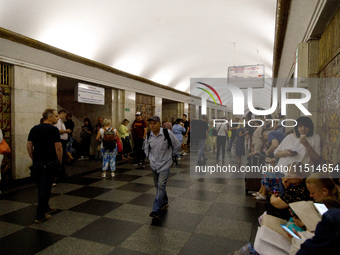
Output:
(0, 0), (277, 108)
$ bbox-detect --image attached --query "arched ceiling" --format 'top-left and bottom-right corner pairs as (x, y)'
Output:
(0, 0), (277, 109)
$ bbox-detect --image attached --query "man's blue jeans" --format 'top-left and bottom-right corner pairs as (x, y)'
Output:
(152, 167), (170, 213)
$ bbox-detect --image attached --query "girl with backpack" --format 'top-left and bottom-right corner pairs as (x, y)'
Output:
(96, 118), (121, 178)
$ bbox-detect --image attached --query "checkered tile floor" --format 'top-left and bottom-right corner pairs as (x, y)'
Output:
(0, 150), (259, 255)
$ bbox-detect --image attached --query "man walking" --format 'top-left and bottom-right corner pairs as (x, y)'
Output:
(27, 109), (63, 223)
(132, 112), (148, 167)
(144, 116), (180, 219)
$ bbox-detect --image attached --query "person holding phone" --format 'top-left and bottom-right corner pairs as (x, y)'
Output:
(274, 116), (321, 168)
(288, 198), (340, 255)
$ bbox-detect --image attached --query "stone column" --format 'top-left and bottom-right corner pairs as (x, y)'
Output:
(12, 66), (57, 179)
(123, 90), (136, 126)
(154, 97), (162, 120)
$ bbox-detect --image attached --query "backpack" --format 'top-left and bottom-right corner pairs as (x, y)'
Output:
(147, 128), (172, 149)
(102, 128), (117, 150)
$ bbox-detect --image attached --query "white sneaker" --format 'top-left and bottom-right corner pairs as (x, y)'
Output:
(111, 172), (115, 177)
(182, 152), (187, 156)
(177, 157), (181, 161)
(79, 156), (85, 161)
(255, 194), (267, 200)
(252, 192), (260, 197)
(101, 172), (106, 178)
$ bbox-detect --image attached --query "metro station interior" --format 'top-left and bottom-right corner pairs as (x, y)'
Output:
(1, 0), (340, 254)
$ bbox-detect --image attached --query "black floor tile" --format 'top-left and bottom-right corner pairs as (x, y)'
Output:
(181, 189), (220, 202)
(0, 205), (37, 226)
(0, 227), (65, 255)
(65, 186), (111, 198)
(69, 199), (122, 216)
(179, 233), (246, 255)
(207, 203), (256, 222)
(64, 177), (100, 185)
(1, 186), (38, 204)
(111, 174), (142, 182)
(71, 217), (142, 246)
(127, 193), (155, 207)
(116, 183), (154, 193)
(151, 210), (203, 232)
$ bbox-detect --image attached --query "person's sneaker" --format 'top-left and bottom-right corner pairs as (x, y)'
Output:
(78, 156), (85, 161)
(133, 163), (140, 167)
(255, 194), (267, 200)
(252, 192), (260, 197)
(177, 157), (181, 161)
(182, 152), (187, 156)
(101, 172), (106, 178)
(160, 203), (169, 210)
(149, 211), (159, 219)
(52, 183), (57, 187)
(111, 172), (115, 177)
(35, 214), (52, 224)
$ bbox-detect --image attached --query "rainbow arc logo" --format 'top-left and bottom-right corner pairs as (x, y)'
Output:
(196, 82), (223, 106)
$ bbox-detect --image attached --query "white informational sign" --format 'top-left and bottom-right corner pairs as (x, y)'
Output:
(76, 83), (105, 105)
(228, 64), (265, 88)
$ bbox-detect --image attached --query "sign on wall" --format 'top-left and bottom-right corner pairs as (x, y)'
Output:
(75, 83), (105, 105)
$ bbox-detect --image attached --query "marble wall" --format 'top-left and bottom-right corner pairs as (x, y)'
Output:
(317, 54), (340, 164)
(316, 7), (340, 164)
(12, 66), (57, 179)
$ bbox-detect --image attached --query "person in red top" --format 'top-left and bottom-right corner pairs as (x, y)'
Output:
(132, 112), (148, 167)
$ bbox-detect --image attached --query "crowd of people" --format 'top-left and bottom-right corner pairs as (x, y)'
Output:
(187, 114), (340, 254)
(26, 109), (188, 222)
(25, 109), (340, 253)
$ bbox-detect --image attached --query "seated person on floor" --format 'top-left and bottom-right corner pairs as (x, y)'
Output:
(305, 173), (338, 201)
(268, 162), (310, 220)
(293, 198), (340, 255)
(252, 128), (286, 200)
(259, 172), (340, 254)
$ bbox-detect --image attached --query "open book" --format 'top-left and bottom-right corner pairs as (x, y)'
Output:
(289, 201), (322, 232)
(254, 226), (291, 255)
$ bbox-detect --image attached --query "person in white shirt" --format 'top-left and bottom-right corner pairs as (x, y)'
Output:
(274, 116), (321, 168)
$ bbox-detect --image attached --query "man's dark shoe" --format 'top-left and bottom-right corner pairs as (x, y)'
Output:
(160, 203), (169, 210)
(149, 211), (159, 219)
(35, 214), (52, 224)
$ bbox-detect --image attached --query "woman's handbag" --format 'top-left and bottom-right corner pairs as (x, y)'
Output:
(0, 139), (11, 154)
(116, 138), (123, 152)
